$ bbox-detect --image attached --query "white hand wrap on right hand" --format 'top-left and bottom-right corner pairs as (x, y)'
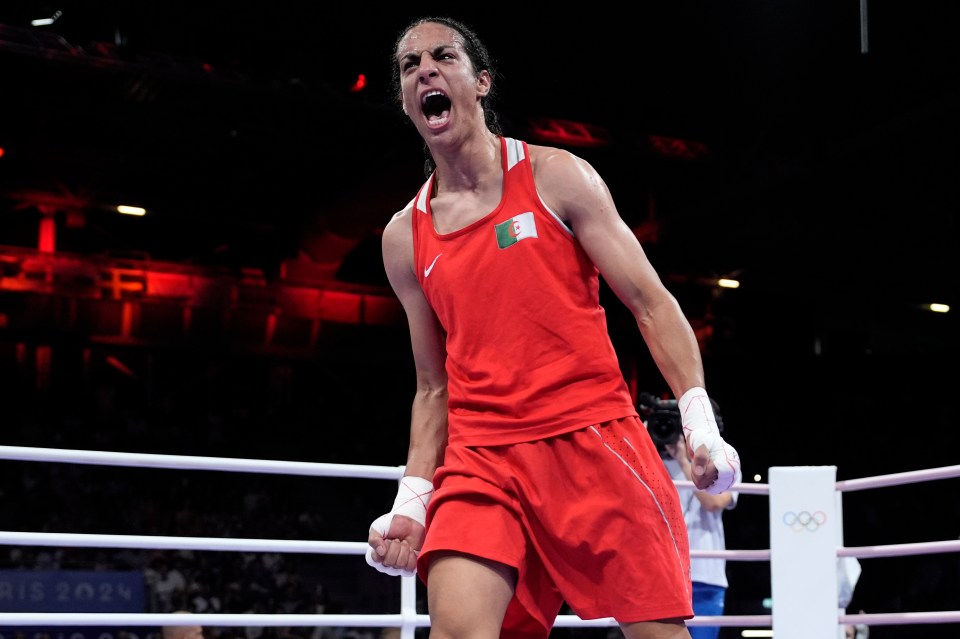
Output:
(365, 476), (433, 577)
(678, 387), (742, 494)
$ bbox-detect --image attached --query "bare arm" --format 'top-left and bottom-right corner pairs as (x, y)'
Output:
(532, 146), (742, 493)
(532, 146), (704, 401)
(365, 205), (449, 577)
(381, 205), (449, 480)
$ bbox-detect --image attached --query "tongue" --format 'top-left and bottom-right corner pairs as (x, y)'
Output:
(428, 110), (450, 124)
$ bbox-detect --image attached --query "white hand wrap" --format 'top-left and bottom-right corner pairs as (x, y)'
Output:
(678, 387), (742, 494)
(365, 476), (434, 577)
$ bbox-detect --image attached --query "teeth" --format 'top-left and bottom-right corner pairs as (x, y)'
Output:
(421, 90), (445, 105)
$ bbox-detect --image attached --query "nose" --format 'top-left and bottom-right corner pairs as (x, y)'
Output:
(417, 53), (440, 81)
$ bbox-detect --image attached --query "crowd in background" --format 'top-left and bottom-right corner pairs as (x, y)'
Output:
(0, 356), (410, 639)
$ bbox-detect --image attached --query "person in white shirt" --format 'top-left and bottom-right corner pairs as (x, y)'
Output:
(664, 433), (738, 639)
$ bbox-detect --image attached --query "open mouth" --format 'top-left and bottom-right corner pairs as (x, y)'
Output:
(421, 90), (451, 124)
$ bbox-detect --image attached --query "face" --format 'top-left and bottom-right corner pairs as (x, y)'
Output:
(395, 22), (490, 137)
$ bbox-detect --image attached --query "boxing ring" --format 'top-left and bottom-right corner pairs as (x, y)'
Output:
(0, 444), (958, 639)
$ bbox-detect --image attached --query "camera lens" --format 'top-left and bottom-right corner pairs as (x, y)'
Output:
(646, 412), (682, 455)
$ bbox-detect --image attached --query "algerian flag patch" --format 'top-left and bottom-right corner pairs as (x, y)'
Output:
(495, 211), (538, 249)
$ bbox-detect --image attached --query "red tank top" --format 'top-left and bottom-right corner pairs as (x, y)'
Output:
(411, 137), (637, 446)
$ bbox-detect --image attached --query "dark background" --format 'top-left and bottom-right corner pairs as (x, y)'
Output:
(0, 2), (958, 637)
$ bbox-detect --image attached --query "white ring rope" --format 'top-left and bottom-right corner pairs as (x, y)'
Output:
(0, 613), (428, 627)
(0, 531), (366, 554)
(674, 478), (768, 495)
(841, 611), (960, 626)
(2, 445), (958, 633)
(836, 464), (960, 492)
(0, 444), (403, 480)
(5, 611), (960, 629)
(0, 531), (772, 561)
(840, 538), (960, 559)
(0, 613), (786, 628)
(7, 611), (960, 630)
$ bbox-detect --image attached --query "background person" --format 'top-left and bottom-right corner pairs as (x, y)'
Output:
(162, 611), (204, 639)
(663, 432), (738, 639)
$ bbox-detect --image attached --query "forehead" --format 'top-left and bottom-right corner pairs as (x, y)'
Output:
(396, 22), (464, 57)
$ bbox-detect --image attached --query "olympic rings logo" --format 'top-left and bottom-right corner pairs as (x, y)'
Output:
(782, 510), (827, 532)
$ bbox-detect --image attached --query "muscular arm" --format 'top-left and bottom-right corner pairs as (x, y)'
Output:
(381, 206), (449, 481)
(365, 206), (449, 575)
(531, 146), (743, 493)
(531, 146), (705, 401)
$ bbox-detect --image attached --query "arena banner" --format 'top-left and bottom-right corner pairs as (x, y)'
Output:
(0, 628), (160, 639)
(0, 570), (157, 639)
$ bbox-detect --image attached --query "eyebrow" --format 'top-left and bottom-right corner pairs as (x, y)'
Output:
(399, 44), (456, 64)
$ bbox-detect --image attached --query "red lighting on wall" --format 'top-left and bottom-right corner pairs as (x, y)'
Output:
(349, 74), (367, 93)
(647, 134), (710, 160)
(38, 215), (56, 253)
(526, 118), (611, 147)
(105, 355), (138, 379)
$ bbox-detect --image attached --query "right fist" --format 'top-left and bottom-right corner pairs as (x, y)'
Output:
(366, 512), (426, 577)
(364, 476), (433, 577)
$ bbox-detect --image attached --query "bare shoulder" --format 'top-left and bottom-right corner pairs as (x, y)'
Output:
(382, 200), (415, 250)
(527, 143), (588, 176)
(527, 143), (609, 220)
(381, 200), (418, 290)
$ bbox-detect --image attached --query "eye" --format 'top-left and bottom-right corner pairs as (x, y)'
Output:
(437, 47), (460, 61)
(399, 55), (420, 72)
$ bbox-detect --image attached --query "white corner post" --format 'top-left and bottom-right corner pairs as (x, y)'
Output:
(768, 466), (839, 638)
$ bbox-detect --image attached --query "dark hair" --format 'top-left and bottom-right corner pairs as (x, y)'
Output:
(391, 16), (503, 175)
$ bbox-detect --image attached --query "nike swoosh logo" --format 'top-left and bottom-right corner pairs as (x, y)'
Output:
(424, 253), (442, 278)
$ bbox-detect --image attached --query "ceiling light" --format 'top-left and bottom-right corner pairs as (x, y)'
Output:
(31, 10), (62, 27)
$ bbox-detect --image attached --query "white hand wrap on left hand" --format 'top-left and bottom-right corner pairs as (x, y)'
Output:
(364, 476), (434, 578)
(678, 387), (742, 494)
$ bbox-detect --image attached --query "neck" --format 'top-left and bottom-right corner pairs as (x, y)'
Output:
(429, 130), (501, 193)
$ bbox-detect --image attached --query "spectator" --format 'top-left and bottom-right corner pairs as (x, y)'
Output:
(663, 431), (738, 639)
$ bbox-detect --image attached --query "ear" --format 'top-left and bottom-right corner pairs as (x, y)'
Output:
(477, 70), (491, 97)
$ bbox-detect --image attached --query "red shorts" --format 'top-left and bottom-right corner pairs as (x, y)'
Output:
(417, 415), (692, 639)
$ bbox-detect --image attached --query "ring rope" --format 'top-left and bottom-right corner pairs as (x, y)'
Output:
(0, 531), (366, 554)
(2, 445), (959, 633)
(0, 530), (768, 561)
(0, 612), (781, 629)
(0, 613), (428, 627)
(0, 444), (402, 480)
(7, 611), (960, 629)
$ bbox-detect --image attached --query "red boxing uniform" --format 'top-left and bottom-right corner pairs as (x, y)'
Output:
(412, 136), (636, 445)
(411, 137), (692, 637)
